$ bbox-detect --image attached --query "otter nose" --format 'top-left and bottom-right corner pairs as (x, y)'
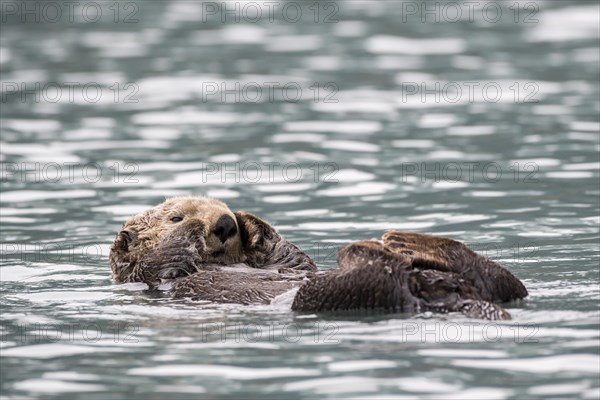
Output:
(213, 215), (237, 243)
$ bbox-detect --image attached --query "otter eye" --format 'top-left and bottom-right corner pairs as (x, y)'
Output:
(170, 216), (183, 223)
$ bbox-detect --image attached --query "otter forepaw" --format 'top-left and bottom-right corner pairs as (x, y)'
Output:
(234, 211), (278, 250)
(138, 238), (202, 286)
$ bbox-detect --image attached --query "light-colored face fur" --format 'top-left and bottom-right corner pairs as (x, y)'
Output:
(122, 196), (245, 265)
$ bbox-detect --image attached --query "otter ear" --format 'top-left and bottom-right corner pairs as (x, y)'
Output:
(234, 211), (277, 249)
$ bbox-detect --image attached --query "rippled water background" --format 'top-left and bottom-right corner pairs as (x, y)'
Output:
(1, 1), (599, 399)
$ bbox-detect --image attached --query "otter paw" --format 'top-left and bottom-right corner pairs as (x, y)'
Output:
(139, 237), (202, 285)
(234, 211), (279, 250)
(164, 221), (207, 251)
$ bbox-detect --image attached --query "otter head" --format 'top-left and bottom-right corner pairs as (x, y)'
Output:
(110, 196), (251, 282)
(110, 196), (316, 283)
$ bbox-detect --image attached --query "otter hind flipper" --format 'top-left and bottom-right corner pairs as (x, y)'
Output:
(409, 269), (512, 319)
(336, 239), (411, 270)
(382, 230), (528, 303)
(382, 231), (457, 271)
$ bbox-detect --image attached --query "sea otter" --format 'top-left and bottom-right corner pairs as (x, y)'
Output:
(109, 196), (528, 320)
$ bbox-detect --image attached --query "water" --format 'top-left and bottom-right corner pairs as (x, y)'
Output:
(1, 1), (599, 399)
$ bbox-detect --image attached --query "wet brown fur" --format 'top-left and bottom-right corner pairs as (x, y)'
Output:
(109, 197), (527, 320)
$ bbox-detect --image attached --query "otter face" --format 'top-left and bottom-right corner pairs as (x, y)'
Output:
(110, 197), (247, 282)
(158, 196), (244, 264)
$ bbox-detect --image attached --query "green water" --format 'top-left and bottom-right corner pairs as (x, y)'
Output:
(1, 1), (599, 399)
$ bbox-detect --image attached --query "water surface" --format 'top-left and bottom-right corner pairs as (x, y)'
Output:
(1, 1), (599, 399)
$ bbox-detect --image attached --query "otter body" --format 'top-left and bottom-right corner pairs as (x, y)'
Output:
(109, 197), (527, 320)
